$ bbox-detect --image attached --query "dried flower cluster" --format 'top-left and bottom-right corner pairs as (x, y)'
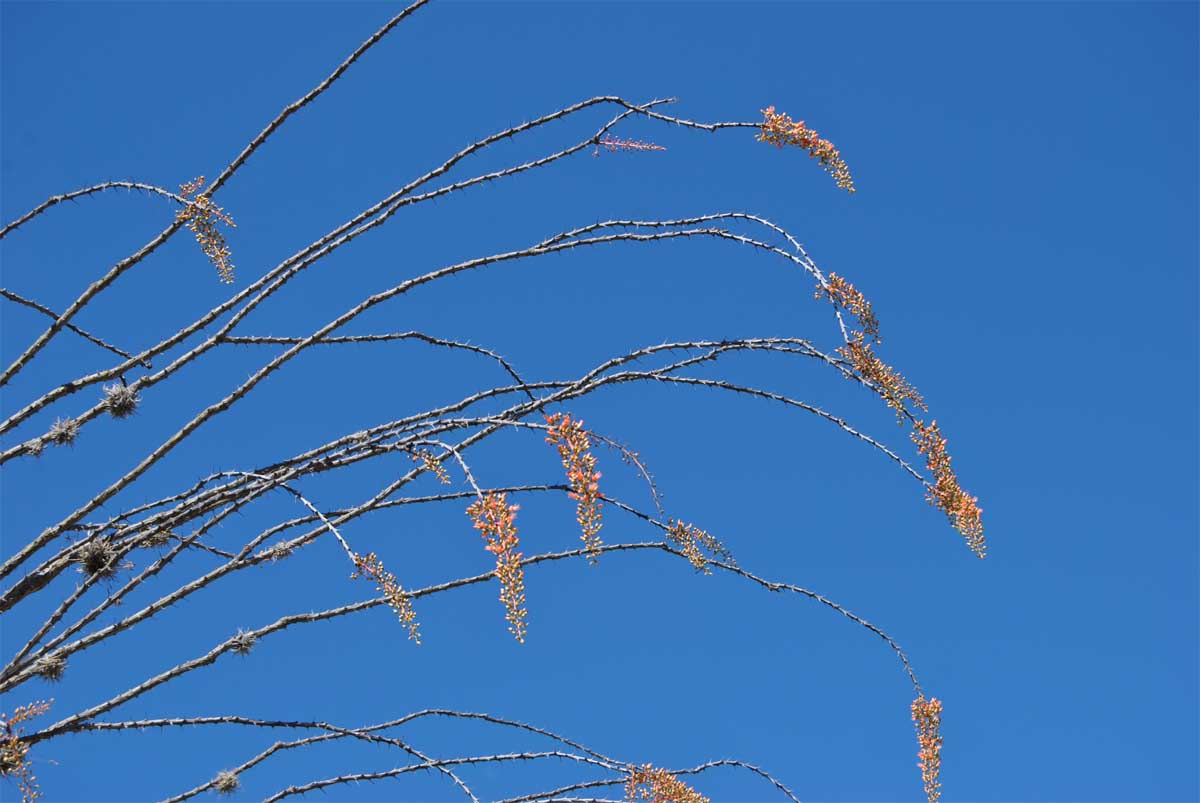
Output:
(101, 382), (139, 419)
(913, 422), (985, 557)
(212, 770), (240, 796)
(74, 538), (121, 579)
(411, 449), (451, 485)
(33, 654), (65, 682)
(1, 700), (51, 803)
(545, 413), (604, 563)
(46, 417), (78, 446)
(141, 529), (173, 548)
(177, 176), (236, 284)
(625, 764), (709, 803)
(229, 629), (257, 656)
(758, 106), (855, 193)
(467, 493), (527, 642)
(911, 695), (944, 803)
(666, 520), (735, 573)
(351, 552), (421, 643)
(595, 135), (667, 156)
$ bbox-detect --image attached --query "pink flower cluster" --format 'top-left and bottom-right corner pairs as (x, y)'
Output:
(467, 493), (527, 642)
(545, 413), (603, 563)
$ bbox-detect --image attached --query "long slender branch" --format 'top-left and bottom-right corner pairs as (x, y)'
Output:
(0, 182), (185, 240)
(0, 0), (431, 391)
(0, 289), (149, 368)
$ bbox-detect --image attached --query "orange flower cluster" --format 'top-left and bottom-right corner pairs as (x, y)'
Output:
(819, 271), (985, 555)
(545, 413), (603, 563)
(911, 695), (944, 803)
(177, 176), (236, 284)
(913, 422), (985, 558)
(758, 106), (855, 193)
(351, 552), (420, 643)
(467, 493), (527, 642)
(625, 764), (709, 803)
(1, 700), (51, 803)
(666, 520), (734, 573)
(411, 449), (451, 485)
(840, 339), (926, 422)
(818, 272), (880, 343)
(595, 135), (667, 156)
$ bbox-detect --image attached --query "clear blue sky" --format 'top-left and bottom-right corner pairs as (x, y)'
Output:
(2, 2), (1197, 801)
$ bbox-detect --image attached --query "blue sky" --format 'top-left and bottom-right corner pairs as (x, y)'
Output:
(1, 2), (1197, 801)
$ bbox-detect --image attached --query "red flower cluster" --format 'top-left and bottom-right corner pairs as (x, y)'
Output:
(913, 421), (985, 558)
(351, 552), (420, 643)
(467, 493), (527, 642)
(911, 695), (944, 803)
(625, 764), (709, 803)
(177, 176), (236, 284)
(545, 413), (603, 563)
(595, 135), (667, 156)
(1, 700), (52, 803)
(758, 106), (855, 193)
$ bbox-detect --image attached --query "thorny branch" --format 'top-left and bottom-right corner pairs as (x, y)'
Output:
(0, 2), (980, 801)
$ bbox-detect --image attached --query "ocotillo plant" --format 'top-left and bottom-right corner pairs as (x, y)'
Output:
(0, 3), (982, 801)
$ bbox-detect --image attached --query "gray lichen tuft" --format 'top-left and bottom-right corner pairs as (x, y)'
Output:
(102, 382), (140, 419)
(75, 538), (120, 579)
(142, 529), (174, 548)
(263, 540), (293, 562)
(47, 417), (79, 446)
(229, 629), (256, 656)
(213, 770), (240, 795)
(34, 653), (66, 682)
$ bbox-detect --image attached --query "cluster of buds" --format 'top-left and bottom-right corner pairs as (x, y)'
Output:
(911, 695), (944, 803)
(817, 270), (983, 554)
(624, 764), (709, 803)
(177, 176), (236, 284)
(818, 272), (880, 344)
(666, 520), (734, 574)
(913, 422), (985, 558)
(411, 449), (451, 485)
(839, 338), (926, 422)
(758, 106), (855, 193)
(466, 494), (527, 642)
(545, 413), (603, 563)
(351, 552), (421, 643)
(595, 135), (667, 156)
(1, 700), (51, 803)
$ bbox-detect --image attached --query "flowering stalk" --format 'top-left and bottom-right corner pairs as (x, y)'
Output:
(816, 269), (985, 556)
(467, 493), (527, 642)
(758, 106), (855, 193)
(911, 695), (944, 803)
(666, 520), (734, 573)
(840, 338), (926, 422)
(913, 422), (985, 557)
(177, 176), (236, 284)
(545, 413), (603, 563)
(595, 135), (666, 156)
(411, 449), (451, 485)
(350, 552), (420, 643)
(819, 272), (880, 343)
(1, 700), (51, 803)
(625, 764), (709, 803)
